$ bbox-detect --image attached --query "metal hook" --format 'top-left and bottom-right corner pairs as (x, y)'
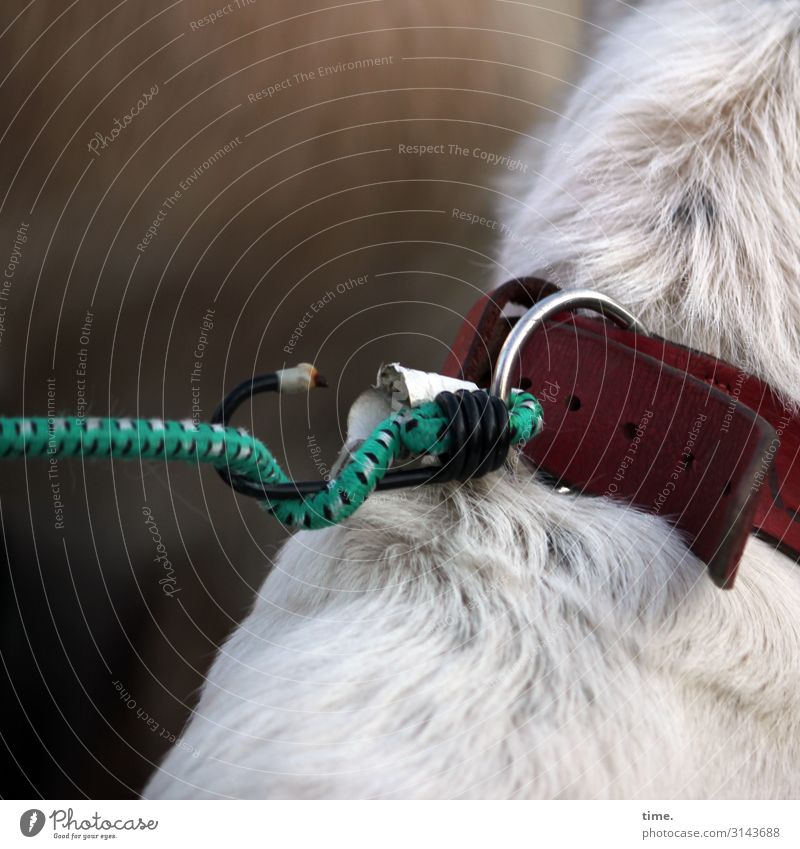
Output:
(490, 289), (648, 402)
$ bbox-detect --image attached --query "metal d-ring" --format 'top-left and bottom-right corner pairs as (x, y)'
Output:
(490, 289), (648, 402)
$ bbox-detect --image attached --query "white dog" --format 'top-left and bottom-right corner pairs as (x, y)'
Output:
(146, 0), (800, 798)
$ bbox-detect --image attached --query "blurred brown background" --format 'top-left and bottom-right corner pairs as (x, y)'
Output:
(0, 0), (589, 797)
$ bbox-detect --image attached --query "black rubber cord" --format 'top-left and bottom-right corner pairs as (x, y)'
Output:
(212, 374), (513, 501)
(431, 390), (511, 483)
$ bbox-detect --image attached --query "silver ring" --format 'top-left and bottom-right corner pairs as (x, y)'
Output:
(490, 289), (648, 402)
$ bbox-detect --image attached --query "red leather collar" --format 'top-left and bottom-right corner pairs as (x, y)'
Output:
(442, 278), (800, 588)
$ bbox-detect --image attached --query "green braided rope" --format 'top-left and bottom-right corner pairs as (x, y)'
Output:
(0, 417), (282, 481)
(0, 392), (542, 530)
(268, 392), (542, 528)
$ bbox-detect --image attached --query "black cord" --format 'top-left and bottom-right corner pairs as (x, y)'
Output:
(211, 374), (513, 501)
(210, 373), (280, 426)
(429, 390), (510, 483)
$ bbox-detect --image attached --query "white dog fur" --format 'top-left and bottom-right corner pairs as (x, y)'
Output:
(146, 0), (800, 798)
